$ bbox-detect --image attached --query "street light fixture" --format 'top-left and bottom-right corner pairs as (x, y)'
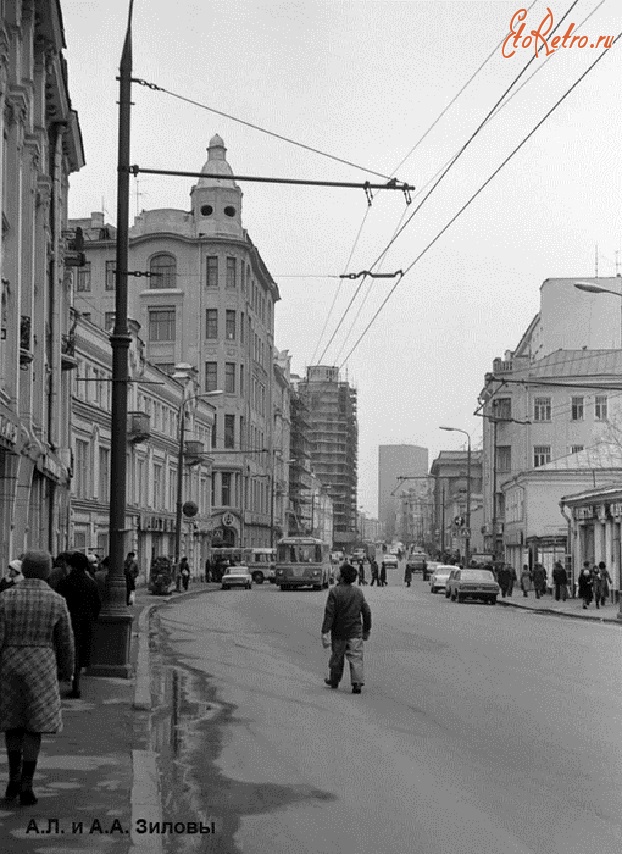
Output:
(172, 371), (223, 586)
(440, 426), (472, 567)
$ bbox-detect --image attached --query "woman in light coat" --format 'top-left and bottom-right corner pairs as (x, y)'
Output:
(0, 551), (74, 804)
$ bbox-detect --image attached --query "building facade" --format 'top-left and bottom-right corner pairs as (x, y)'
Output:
(430, 451), (483, 560)
(298, 365), (357, 549)
(71, 316), (215, 582)
(0, 1), (84, 565)
(69, 134), (279, 549)
(272, 348), (291, 543)
(378, 444), (428, 541)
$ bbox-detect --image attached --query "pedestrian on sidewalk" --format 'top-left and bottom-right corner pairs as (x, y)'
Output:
(57, 552), (101, 699)
(507, 566), (517, 597)
(520, 564), (531, 597)
(404, 562), (412, 588)
(0, 559), (24, 594)
(123, 551), (139, 606)
(205, 557), (212, 583)
(0, 550), (74, 805)
(358, 560), (367, 586)
(379, 561), (387, 587)
(532, 563), (546, 600)
(577, 562), (593, 609)
(94, 556), (109, 601)
(321, 563), (372, 694)
(498, 565), (510, 598)
(598, 561), (612, 607)
(552, 561), (568, 602)
(48, 552), (71, 592)
(370, 559), (379, 587)
(180, 557), (190, 591)
(591, 565), (602, 610)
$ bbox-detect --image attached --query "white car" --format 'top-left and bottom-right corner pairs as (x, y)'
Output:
(430, 565), (454, 594)
(221, 565), (252, 590)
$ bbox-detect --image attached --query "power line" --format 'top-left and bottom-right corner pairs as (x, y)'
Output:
(133, 78), (395, 181)
(339, 34), (621, 367)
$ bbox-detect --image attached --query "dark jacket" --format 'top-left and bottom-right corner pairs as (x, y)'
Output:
(577, 569), (593, 599)
(552, 565), (568, 584)
(56, 569), (101, 667)
(321, 584), (372, 639)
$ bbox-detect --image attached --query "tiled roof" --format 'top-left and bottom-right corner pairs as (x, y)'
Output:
(519, 349), (622, 378)
(537, 442), (622, 471)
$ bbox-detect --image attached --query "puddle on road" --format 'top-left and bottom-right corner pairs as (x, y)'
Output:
(149, 612), (336, 854)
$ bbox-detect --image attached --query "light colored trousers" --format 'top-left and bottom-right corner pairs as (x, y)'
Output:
(328, 637), (364, 685)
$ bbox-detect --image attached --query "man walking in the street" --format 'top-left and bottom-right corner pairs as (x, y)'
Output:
(358, 560), (366, 586)
(498, 564), (510, 598)
(532, 563), (546, 600)
(507, 565), (517, 597)
(552, 561), (568, 602)
(205, 557), (212, 583)
(57, 552), (101, 699)
(591, 565), (602, 610)
(379, 561), (387, 587)
(322, 563), (371, 694)
(598, 561), (612, 607)
(370, 559), (379, 587)
(404, 562), (412, 588)
(123, 551), (139, 606)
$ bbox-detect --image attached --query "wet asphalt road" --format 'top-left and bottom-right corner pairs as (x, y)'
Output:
(151, 568), (622, 854)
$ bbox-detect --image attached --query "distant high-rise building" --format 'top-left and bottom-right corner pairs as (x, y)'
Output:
(378, 445), (428, 540)
(298, 366), (358, 548)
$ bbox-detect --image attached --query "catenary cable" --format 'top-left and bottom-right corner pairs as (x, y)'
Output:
(339, 35), (621, 367)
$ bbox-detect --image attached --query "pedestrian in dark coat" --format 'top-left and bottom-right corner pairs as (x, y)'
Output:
(123, 551), (139, 605)
(0, 550), (74, 805)
(57, 552), (101, 699)
(205, 557), (212, 583)
(591, 565), (602, 610)
(507, 566), (517, 597)
(180, 557), (190, 591)
(532, 564), (546, 599)
(598, 561), (612, 606)
(358, 560), (367, 586)
(404, 563), (413, 588)
(370, 560), (379, 587)
(520, 565), (531, 597)
(498, 565), (510, 598)
(379, 562), (387, 587)
(48, 552), (71, 591)
(321, 564), (372, 694)
(577, 562), (593, 609)
(552, 561), (568, 601)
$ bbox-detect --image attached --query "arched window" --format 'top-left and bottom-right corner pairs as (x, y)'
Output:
(149, 254), (177, 289)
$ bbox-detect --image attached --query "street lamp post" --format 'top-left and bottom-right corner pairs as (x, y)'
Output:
(440, 426), (471, 567)
(574, 282), (622, 621)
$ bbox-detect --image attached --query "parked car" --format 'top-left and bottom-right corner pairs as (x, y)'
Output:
(430, 565), (454, 594)
(221, 565), (253, 590)
(449, 569), (499, 604)
(382, 554), (399, 571)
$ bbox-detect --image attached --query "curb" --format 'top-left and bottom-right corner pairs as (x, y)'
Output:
(496, 598), (621, 624)
(129, 585), (219, 854)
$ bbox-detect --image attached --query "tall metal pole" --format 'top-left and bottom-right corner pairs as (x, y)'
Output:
(89, 1), (134, 677)
(174, 403), (186, 588)
(491, 417), (497, 561)
(441, 485), (445, 559)
(465, 433), (472, 568)
(269, 451), (275, 548)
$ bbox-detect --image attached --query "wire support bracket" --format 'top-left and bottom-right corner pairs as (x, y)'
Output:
(339, 270), (404, 280)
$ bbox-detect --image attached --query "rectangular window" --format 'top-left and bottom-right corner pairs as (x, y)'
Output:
(224, 414), (235, 449)
(221, 472), (232, 506)
(153, 464), (163, 510)
(149, 307), (176, 341)
(494, 398), (512, 420)
(533, 445), (551, 468)
(571, 445), (584, 455)
(240, 415), (245, 450)
(105, 260), (115, 291)
(533, 397), (551, 422)
(75, 439), (89, 498)
(205, 361), (218, 392)
(595, 395), (608, 420)
(226, 310), (236, 340)
(211, 472), (216, 506)
(211, 415), (217, 449)
(226, 257), (236, 289)
(571, 396), (584, 421)
(206, 256), (218, 288)
(99, 447), (110, 502)
(205, 309), (218, 339)
(239, 365), (244, 397)
(240, 312), (245, 344)
(495, 445), (511, 473)
(76, 263), (91, 292)
(225, 362), (235, 394)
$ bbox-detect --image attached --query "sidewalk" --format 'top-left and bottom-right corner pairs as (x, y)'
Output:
(496, 591), (622, 624)
(0, 579), (219, 854)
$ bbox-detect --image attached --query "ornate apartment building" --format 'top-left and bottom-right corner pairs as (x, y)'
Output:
(69, 134), (280, 549)
(0, 1), (84, 564)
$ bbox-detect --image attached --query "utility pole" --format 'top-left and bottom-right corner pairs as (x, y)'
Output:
(465, 434), (472, 568)
(89, 0), (134, 677)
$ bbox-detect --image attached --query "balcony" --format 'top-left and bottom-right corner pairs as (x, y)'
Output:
(127, 411), (150, 443)
(184, 439), (204, 465)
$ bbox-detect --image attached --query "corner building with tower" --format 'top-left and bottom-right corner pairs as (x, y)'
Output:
(70, 135), (279, 550)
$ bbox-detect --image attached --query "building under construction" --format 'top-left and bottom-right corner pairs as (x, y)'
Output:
(298, 366), (358, 549)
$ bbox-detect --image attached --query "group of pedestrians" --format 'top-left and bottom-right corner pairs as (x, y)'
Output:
(577, 561), (612, 610)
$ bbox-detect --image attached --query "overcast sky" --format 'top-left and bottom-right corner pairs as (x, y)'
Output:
(61, 0), (620, 516)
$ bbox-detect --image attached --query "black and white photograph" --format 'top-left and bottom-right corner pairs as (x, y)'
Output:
(0, 1), (620, 852)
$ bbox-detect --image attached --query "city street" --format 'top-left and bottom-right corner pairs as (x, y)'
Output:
(149, 570), (622, 854)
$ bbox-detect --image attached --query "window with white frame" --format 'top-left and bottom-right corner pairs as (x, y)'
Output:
(225, 362), (235, 394)
(571, 396), (584, 421)
(150, 254), (177, 289)
(533, 397), (551, 422)
(153, 463), (163, 510)
(148, 307), (176, 341)
(205, 309), (217, 339)
(226, 257), (236, 289)
(533, 445), (551, 467)
(76, 263), (91, 292)
(206, 256), (218, 288)
(221, 472), (232, 506)
(493, 397), (512, 420)
(226, 310), (236, 340)
(105, 260), (115, 290)
(595, 395), (608, 420)
(99, 447), (110, 502)
(495, 445), (511, 473)
(75, 439), (90, 498)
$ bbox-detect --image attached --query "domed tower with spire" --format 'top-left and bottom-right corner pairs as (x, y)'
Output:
(190, 134), (243, 237)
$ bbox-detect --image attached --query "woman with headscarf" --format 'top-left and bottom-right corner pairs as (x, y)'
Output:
(0, 559), (24, 593)
(0, 550), (74, 804)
